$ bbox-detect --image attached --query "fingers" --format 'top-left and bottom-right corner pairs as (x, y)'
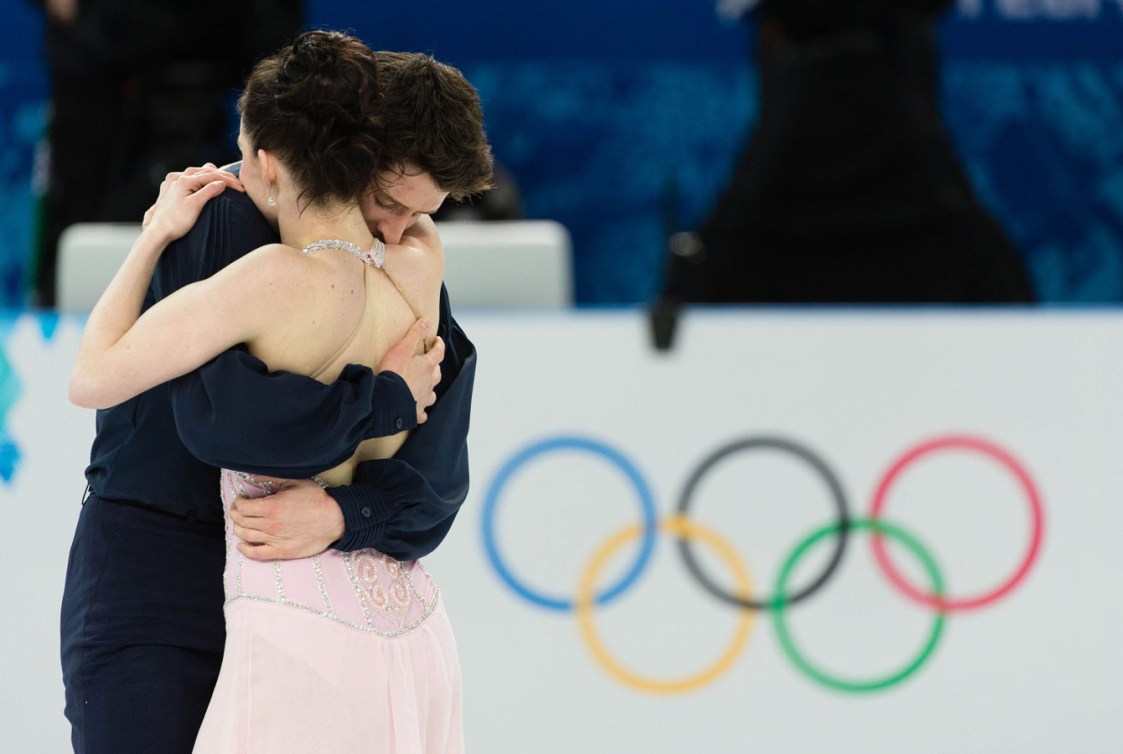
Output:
(425, 362), (440, 404)
(417, 380), (437, 423)
(230, 496), (268, 520)
(207, 170), (245, 191)
(183, 163), (217, 175)
(229, 500), (267, 535)
(231, 520), (261, 544)
(237, 541), (279, 560)
(427, 335), (445, 362)
(178, 170), (241, 194)
(234, 531), (325, 560)
(231, 517), (278, 547)
(188, 179), (230, 209)
(413, 332), (442, 425)
(144, 170), (236, 240)
(376, 318), (435, 376)
(422, 337), (444, 385)
(173, 163), (218, 180)
(237, 540), (319, 561)
(151, 172), (220, 204)
(405, 317), (433, 351)
(161, 164), (215, 188)
(162, 165), (244, 193)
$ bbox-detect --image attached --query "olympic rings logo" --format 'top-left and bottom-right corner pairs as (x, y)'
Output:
(481, 433), (1045, 694)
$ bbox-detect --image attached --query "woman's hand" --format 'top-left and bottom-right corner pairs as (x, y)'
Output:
(141, 164), (244, 244)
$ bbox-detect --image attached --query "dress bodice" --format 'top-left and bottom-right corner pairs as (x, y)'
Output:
(220, 469), (439, 636)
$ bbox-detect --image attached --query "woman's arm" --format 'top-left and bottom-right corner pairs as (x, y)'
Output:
(69, 169), (285, 409)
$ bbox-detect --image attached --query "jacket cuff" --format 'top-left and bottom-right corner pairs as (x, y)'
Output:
(328, 484), (389, 552)
(362, 370), (418, 439)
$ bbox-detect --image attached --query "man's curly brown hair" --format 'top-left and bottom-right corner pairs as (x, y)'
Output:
(373, 52), (495, 201)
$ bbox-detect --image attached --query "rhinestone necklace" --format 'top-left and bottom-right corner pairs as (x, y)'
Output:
(300, 238), (386, 268)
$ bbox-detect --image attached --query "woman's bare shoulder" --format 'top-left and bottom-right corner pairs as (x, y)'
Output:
(203, 243), (346, 326)
(400, 216), (445, 271)
(240, 242), (310, 268)
(225, 243), (327, 287)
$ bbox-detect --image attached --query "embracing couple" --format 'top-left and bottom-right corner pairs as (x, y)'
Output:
(62, 30), (494, 754)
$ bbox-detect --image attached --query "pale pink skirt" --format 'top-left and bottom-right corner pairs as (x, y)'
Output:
(193, 597), (463, 753)
(193, 469), (465, 753)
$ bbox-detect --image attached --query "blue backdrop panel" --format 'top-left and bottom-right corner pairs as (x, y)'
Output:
(0, 0), (45, 307)
(0, 0), (1120, 304)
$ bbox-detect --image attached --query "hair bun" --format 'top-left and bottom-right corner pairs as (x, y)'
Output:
(280, 31), (336, 87)
(271, 31), (380, 136)
(239, 30), (385, 205)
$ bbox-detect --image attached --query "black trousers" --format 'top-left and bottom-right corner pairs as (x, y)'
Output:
(60, 494), (225, 753)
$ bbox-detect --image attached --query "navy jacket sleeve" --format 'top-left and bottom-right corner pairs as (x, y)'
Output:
(171, 356), (417, 476)
(172, 286), (475, 559)
(328, 308), (476, 560)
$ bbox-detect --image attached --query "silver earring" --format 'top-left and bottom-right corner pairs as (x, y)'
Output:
(267, 187), (276, 206)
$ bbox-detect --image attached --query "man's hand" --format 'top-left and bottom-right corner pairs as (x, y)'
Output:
(378, 318), (444, 425)
(231, 479), (345, 560)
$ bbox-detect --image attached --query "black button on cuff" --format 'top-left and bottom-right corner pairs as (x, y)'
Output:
(394, 417), (404, 430)
(361, 506), (373, 518)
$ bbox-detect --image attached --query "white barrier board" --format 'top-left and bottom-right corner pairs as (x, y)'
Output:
(3, 309), (1120, 753)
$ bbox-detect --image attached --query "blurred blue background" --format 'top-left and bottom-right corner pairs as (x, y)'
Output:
(2, 0), (1122, 305)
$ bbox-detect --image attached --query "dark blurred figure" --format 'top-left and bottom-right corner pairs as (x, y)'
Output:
(30, 0), (302, 307)
(662, 0), (1034, 308)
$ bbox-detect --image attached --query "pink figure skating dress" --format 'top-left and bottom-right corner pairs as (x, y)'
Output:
(192, 470), (463, 753)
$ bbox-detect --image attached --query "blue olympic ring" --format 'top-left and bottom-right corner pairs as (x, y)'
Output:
(481, 435), (658, 611)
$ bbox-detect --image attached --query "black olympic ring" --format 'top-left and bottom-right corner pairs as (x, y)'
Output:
(675, 436), (851, 611)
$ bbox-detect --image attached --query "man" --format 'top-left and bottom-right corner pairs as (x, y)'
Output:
(664, 0), (1033, 305)
(60, 50), (494, 753)
(32, 0), (303, 306)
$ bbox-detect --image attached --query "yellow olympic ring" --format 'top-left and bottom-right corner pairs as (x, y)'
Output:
(575, 515), (756, 694)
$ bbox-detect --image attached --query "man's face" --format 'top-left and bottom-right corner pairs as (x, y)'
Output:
(362, 166), (448, 245)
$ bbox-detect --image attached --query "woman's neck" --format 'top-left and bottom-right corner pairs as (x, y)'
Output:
(277, 199), (374, 253)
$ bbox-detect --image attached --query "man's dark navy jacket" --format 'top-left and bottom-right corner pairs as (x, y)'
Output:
(84, 187), (475, 560)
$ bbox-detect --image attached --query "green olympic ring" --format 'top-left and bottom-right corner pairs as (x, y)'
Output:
(771, 518), (947, 693)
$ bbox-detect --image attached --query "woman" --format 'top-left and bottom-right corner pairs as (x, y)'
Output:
(70, 31), (462, 753)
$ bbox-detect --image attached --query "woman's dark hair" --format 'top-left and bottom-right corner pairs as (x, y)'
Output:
(238, 30), (383, 207)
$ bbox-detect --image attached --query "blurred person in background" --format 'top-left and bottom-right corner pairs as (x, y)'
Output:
(30, 0), (302, 307)
(661, 0), (1035, 306)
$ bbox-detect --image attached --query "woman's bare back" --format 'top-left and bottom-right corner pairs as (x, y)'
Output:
(241, 230), (444, 487)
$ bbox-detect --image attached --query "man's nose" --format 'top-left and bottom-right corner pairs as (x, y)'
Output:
(378, 216), (410, 245)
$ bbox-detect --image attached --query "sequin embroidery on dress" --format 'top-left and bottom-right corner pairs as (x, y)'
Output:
(220, 469), (439, 637)
(352, 551), (415, 631)
(301, 238), (386, 267)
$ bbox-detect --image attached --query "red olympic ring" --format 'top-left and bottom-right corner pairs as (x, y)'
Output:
(869, 435), (1045, 612)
